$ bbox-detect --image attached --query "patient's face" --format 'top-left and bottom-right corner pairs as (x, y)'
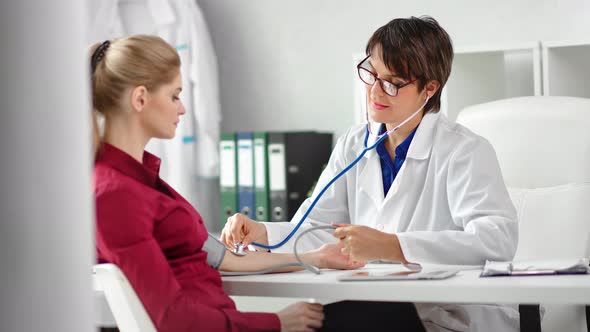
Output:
(141, 71), (185, 139)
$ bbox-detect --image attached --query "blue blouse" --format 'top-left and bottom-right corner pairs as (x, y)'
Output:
(376, 124), (418, 197)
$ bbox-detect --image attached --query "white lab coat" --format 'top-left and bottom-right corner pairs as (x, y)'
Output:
(146, 0), (221, 179)
(262, 111), (520, 332)
(143, 0), (197, 203)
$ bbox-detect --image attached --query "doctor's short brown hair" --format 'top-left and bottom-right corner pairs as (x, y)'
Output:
(365, 16), (453, 113)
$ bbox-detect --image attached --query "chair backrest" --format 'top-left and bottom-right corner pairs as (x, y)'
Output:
(93, 264), (157, 332)
(456, 96), (590, 261)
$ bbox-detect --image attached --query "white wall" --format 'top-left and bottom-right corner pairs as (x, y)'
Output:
(0, 1), (95, 331)
(197, 0), (590, 138)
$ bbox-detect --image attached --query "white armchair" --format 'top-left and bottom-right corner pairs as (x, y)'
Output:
(93, 264), (157, 332)
(456, 96), (590, 332)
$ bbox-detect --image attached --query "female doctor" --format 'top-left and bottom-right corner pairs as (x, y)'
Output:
(222, 16), (519, 332)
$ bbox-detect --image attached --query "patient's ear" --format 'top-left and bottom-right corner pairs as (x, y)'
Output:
(130, 85), (148, 112)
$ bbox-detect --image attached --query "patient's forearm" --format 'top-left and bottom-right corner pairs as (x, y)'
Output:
(219, 250), (313, 273)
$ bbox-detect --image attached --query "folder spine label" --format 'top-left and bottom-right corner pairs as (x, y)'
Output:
(237, 133), (255, 218)
(253, 133), (269, 221)
(268, 143), (287, 191)
(219, 133), (237, 226)
(267, 133), (288, 222)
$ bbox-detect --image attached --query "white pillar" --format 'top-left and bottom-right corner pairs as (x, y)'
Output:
(0, 1), (94, 331)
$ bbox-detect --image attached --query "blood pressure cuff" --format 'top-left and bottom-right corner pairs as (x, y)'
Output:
(202, 233), (227, 270)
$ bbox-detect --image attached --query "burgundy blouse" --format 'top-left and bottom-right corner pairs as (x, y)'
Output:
(94, 143), (280, 332)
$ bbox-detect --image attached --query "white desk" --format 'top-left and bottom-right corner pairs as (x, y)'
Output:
(222, 264), (590, 304)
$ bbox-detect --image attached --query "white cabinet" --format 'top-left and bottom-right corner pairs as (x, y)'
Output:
(542, 40), (590, 98)
(441, 43), (541, 122)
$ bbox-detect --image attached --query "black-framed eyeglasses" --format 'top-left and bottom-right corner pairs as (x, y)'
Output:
(357, 55), (419, 97)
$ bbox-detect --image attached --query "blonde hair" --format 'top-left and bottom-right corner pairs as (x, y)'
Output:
(89, 35), (181, 158)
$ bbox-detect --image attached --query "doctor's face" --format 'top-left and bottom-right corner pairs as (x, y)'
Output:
(363, 48), (430, 127)
(141, 71), (186, 139)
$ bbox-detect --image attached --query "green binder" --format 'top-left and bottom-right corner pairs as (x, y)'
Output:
(253, 132), (270, 221)
(219, 133), (237, 227)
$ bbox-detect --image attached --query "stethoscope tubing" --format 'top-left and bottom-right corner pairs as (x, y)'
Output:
(251, 97), (429, 250)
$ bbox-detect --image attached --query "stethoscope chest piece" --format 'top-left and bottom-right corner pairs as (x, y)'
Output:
(230, 242), (248, 256)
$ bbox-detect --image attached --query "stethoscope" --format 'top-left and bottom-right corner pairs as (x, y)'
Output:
(225, 97), (429, 275)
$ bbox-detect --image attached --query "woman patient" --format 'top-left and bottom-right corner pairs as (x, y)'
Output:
(91, 35), (362, 332)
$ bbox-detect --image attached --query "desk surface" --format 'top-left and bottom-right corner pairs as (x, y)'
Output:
(222, 264), (590, 304)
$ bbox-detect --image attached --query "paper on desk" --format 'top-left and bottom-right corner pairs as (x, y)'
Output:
(481, 258), (590, 277)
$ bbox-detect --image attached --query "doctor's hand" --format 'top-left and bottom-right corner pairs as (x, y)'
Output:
(332, 223), (408, 264)
(307, 243), (366, 270)
(220, 213), (268, 248)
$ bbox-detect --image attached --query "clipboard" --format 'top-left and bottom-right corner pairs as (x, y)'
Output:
(338, 269), (458, 282)
(480, 258), (590, 277)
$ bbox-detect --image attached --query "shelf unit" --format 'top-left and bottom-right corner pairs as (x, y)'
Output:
(542, 40), (590, 98)
(441, 42), (542, 122)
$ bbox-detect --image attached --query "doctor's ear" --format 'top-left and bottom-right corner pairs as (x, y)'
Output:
(424, 80), (440, 99)
(130, 85), (149, 112)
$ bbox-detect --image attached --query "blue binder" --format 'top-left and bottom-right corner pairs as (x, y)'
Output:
(236, 132), (255, 218)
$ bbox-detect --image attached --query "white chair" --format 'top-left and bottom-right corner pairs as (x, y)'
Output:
(93, 264), (157, 332)
(456, 96), (590, 332)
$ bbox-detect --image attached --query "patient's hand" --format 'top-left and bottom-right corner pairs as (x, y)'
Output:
(309, 243), (366, 270)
